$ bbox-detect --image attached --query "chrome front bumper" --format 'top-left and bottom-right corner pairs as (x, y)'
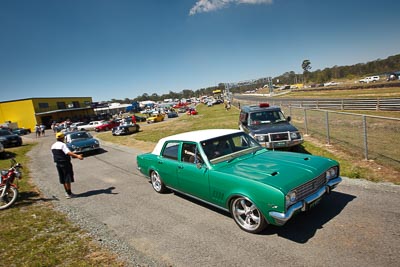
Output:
(269, 177), (342, 225)
(265, 139), (303, 149)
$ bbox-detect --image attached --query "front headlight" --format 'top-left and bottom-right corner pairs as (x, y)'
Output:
(255, 135), (265, 142)
(290, 132), (299, 139)
(285, 191), (297, 208)
(326, 166), (338, 180)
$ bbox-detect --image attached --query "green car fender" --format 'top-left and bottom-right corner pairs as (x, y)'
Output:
(209, 172), (286, 224)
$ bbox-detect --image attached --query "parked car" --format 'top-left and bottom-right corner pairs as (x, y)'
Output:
(69, 122), (87, 131)
(186, 108), (198, 115)
(0, 129), (23, 147)
(359, 76), (380, 83)
(0, 142), (4, 156)
(12, 128), (31, 135)
(167, 111), (179, 118)
(133, 115), (147, 122)
(239, 103), (303, 149)
(136, 129), (342, 233)
(64, 131), (100, 154)
(78, 120), (105, 131)
(95, 120), (120, 132)
(147, 114), (165, 123)
(323, 81), (339, 87)
(112, 124), (140, 136)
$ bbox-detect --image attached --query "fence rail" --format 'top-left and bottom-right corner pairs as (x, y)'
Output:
(265, 98), (400, 111)
(233, 96), (400, 171)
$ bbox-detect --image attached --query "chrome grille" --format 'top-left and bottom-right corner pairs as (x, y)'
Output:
(293, 173), (326, 201)
(270, 132), (289, 141)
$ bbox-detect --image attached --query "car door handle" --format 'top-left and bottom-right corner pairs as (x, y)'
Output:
(158, 161), (163, 164)
(178, 165), (183, 169)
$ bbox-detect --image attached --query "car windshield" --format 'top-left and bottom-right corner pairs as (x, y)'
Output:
(68, 132), (91, 140)
(201, 132), (262, 164)
(249, 111), (286, 125)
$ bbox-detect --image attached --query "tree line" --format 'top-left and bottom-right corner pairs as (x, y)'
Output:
(108, 54), (400, 104)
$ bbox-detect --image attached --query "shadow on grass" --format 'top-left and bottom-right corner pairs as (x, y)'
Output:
(0, 151), (17, 160)
(12, 190), (58, 208)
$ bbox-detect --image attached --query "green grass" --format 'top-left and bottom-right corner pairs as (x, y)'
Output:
(0, 144), (125, 266)
(97, 103), (399, 184)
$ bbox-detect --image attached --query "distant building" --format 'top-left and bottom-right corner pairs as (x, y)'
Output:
(0, 97), (94, 130)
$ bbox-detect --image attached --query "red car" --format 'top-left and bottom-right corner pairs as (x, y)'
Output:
(186, 108), (198, 115)
(95, 120), (120, 132)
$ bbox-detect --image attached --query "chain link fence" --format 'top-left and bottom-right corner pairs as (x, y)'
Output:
(233, 98), (400, 171)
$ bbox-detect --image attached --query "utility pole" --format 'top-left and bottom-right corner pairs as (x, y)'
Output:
(267, 77), (273, 95)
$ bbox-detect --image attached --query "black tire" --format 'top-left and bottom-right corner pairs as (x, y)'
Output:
(0, 186), (18, 210)
(150, 170), (167, 193)
(230, 197), (267, 234)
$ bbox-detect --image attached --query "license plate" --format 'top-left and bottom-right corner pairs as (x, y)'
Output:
(306, 198), (321, 210)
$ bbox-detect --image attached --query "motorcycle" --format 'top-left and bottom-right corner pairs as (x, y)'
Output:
(0, 159), (23, 210)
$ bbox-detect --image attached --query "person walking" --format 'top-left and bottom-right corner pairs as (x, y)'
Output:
(40, 123), (46, 136)
(35, 124), (41, 138)
(51, 132), (83, 198)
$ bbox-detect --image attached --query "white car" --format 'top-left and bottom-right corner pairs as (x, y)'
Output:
(324, 81), (339, 87)
(77, 121), (105, 131)
(359, 76), (380, 83)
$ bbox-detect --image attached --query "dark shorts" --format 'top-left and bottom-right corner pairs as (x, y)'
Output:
(55, 161), (74, 184)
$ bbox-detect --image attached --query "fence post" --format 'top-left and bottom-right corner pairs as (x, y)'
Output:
(362, 115), (369, 160)
(325, 111), (330, 145)
(304, 109), (308, 135)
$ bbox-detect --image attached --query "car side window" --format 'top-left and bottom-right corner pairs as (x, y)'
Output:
(162, 142), (179, 160)
(181, 143), (203, 164)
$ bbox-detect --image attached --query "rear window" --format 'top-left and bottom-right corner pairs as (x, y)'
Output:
(162, 142), (179, 160)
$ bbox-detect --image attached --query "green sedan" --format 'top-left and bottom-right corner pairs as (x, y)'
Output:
(136, 129), (342, 234)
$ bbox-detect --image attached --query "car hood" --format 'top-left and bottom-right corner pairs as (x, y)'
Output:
(215, 151), (336, 193)
(68, 139), (97, 146)
(247, 122), (298, 134)
(0, 133), (20, 139)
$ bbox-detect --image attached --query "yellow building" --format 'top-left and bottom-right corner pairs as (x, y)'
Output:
(0, 97), (94, 130)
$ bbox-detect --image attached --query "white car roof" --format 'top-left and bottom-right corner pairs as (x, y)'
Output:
(152, 129), (242, 155)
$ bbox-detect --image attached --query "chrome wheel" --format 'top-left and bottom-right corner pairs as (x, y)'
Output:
(150, 171), (167, 193)
(231, 197), (267, 233)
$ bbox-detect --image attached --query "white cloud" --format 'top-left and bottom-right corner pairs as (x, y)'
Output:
(189, 0), (273, 15)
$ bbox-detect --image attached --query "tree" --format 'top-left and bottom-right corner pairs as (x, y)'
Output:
(302, 59), (312, 84)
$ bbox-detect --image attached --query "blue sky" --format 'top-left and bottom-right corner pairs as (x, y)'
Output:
(1, 0), (399, 102)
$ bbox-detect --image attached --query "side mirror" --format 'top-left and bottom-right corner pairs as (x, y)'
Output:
(287, 116), (291, 122)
